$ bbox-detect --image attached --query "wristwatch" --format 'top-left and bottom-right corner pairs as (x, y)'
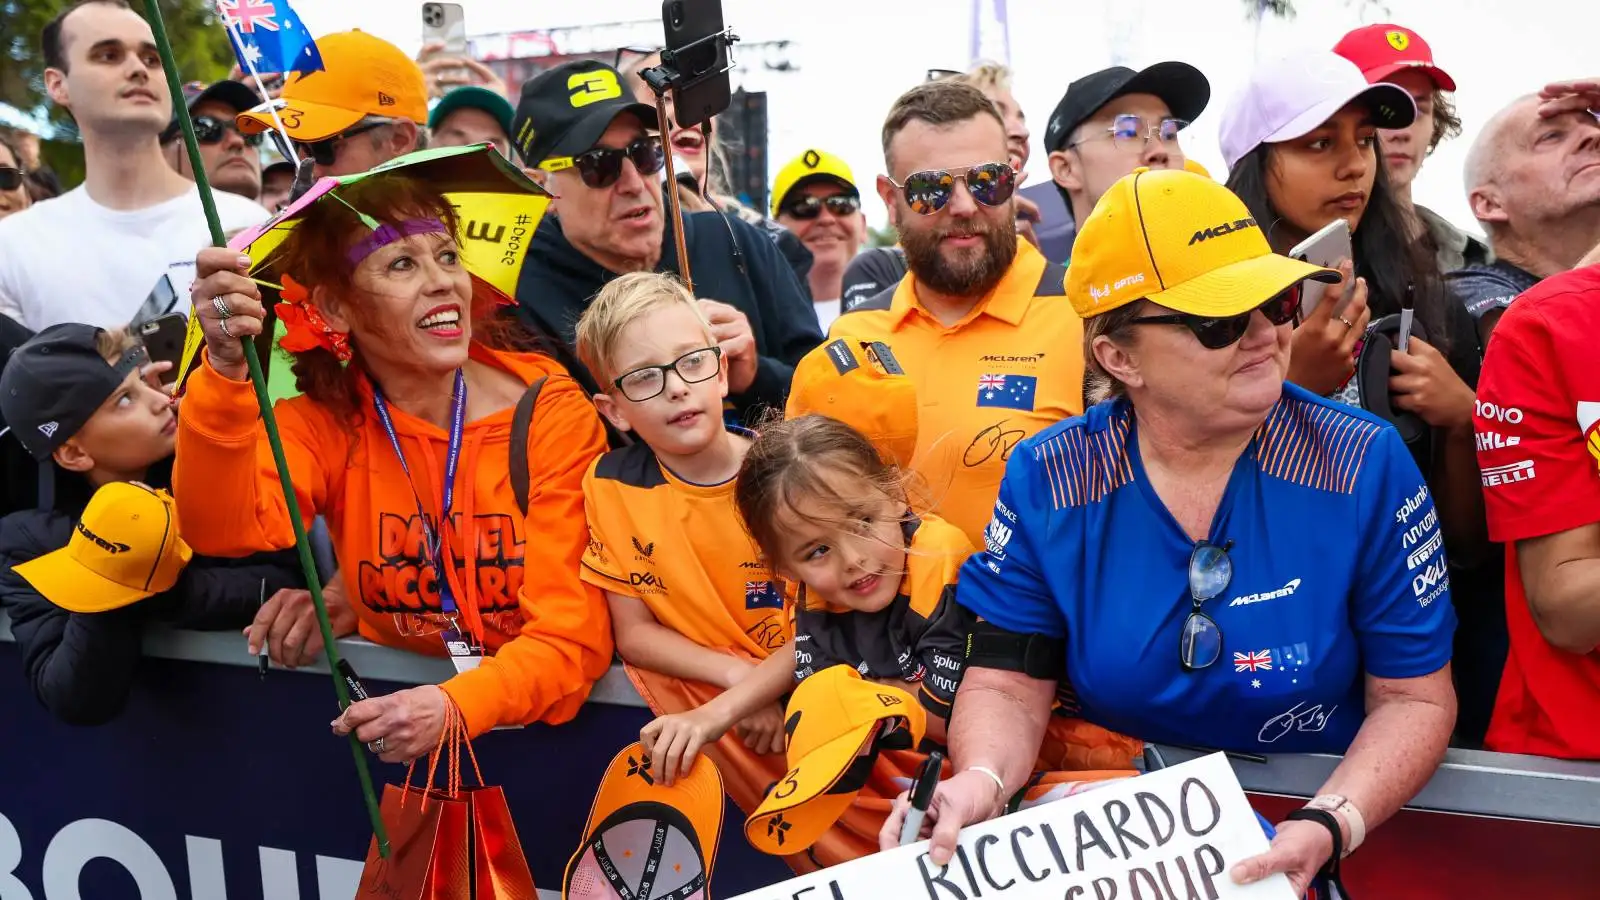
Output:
(1304, 794), (1366, 857)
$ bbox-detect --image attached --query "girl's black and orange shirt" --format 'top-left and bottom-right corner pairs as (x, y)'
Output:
(792, 514), (976, 719)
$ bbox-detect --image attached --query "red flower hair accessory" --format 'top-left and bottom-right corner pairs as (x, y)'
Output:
(274, 274), (351, 362)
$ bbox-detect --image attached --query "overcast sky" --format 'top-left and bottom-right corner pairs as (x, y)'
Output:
(293, 0), (1589, 232)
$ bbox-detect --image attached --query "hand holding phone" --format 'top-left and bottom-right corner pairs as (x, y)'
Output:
(1288, 219), (1353, 320)
(136, 313), (188, 387)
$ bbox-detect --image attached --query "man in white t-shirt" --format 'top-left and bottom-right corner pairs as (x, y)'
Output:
(0, 0), (267, 332)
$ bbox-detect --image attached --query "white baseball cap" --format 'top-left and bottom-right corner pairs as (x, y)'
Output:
(1218, 51), (1416, 172)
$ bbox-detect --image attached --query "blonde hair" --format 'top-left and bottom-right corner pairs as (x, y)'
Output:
(575, 271), (715, 387)
(95, 327), (139, 363)
(960, 61), (1014, 96)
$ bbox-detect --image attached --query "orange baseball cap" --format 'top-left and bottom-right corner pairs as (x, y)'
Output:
(785, 338), (918, 469)
(15, 482), (192, 613)
(564, 742), (723, 900)
(744, 666), (926, 855)
(237, 31), (428, 141)
(1065, 167), (1339, 319)
(1182, 157), (1212, 180)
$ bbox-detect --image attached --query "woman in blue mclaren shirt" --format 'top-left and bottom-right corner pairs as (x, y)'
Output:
(882, 169), (1457, 895)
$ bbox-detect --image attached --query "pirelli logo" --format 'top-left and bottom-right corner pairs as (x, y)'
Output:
(1189, 217), (1258, 245)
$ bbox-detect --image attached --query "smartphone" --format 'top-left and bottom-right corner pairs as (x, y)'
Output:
(662, 0), (732, 129)
(421, 2), (468, 56)
(131, 273), (180, 326)
(1288, 218), (1353, 319)
(136, 313), (187, 386)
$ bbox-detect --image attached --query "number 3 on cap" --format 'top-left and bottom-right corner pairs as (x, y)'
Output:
(568, 71), (622, 108)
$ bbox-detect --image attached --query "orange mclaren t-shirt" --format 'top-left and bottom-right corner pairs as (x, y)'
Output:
(174, 344), (612, 736)
(579, 434), (790, 660)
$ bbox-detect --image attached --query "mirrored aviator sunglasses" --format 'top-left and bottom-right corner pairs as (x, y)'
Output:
(1179, 539), (1233, 672)
(1130, 285), (1301, 351)
(890, 162), (1016, 215)
(568, 137), (666, 189)
(781, 193), (860, 219)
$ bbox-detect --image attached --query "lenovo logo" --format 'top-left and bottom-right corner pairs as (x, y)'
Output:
(1189, 217), (1258, 245)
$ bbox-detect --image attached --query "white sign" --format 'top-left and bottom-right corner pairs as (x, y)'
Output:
(728, 754), (1293, 900)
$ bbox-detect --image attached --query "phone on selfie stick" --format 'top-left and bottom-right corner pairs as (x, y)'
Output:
(639, 0), (739, 292)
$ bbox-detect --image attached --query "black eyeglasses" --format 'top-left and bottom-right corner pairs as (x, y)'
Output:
(0, 167), (21, 192)
(1068, 114), (1189, 150)
(294, 118), (394, 168)
(781, 194), (860, 220)
(543, 136), (665, 190)
(1180, 540), (1233, 672)
(192, 114), (263, 148)
(1129, 286), (1301, 351)
(888, 162), (1017, 215)
(613, 345), (722, 402)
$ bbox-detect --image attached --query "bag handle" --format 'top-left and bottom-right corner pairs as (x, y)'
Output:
(400, 696), (470, 808)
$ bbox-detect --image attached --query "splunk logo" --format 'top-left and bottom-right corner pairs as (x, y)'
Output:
(1188, 217), (1258, 245)
(0, 810), (364, 899)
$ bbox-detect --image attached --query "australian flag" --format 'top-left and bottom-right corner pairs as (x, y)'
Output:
(975, 373), (1037, 411)
(219, 0), (324, 75)
(744, 581), (783, 610)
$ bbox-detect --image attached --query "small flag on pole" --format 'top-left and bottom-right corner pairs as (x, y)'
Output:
(219, 0), (324, 76)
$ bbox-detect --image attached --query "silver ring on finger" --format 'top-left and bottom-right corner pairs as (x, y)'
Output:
(212, 295), (233, 320)
(219, 318), (235, 339)
(370, 737), (387, 754)
(1336, 316), (1354, 330)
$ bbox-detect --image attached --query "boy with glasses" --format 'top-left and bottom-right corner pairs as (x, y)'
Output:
(235, 30), (427, 178)
(0, 0), (267, 331)
(510, 60), (821, 425)
(159, 80), (263, 202)
(1043, 62), (1210, 263)
(771, 148), (867, 329)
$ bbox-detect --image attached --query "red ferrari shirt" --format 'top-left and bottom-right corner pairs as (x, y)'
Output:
(1475, 265), (1600, 759)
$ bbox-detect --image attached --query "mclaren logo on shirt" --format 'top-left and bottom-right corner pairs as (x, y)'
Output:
(1227, 578), (1301, 608)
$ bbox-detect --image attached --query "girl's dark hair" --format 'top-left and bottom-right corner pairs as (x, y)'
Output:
(1225, 139), (1450, 352)
(734, 414), (912, 567)
(270, 174), (528, 429)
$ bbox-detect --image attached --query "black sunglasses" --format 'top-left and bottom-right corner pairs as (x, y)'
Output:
(1129, 286), (1301, 351)
(293, 118), (393, 167)
(1180, 540), (1233, 672)
(781, 194), (860, 220)
(545, 136), (666, 190)
(0, 167), (21, 192)
(192, 114), (263, 148)
(888, 162), (1017, 215)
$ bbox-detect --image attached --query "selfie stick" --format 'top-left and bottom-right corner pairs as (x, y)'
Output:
(639, 64), (696, 294)
(146, 2), (389, 856)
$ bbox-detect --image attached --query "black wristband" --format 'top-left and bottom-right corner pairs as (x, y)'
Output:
(1283, 809), (1354, 899)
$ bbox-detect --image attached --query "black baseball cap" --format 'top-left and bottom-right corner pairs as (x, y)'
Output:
(510, 60), (660, 167)
(1043, 62), (1211, 153)
(162, 80), (262, 144)
(0, 324), (148, 462)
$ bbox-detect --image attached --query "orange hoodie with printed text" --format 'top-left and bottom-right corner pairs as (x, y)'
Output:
(174, 344), (612, 736)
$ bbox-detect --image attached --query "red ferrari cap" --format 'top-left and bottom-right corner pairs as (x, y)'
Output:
(1333, 24), (1456, 93)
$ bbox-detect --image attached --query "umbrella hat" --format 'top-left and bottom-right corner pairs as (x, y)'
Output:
(178, 143), (551, 383)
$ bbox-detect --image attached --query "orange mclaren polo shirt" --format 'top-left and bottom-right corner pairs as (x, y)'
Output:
(832, 241), (1084, 544)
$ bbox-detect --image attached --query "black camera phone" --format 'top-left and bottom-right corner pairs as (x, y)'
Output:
(136, 313), (188, 387)
(661, 0), (733, 129)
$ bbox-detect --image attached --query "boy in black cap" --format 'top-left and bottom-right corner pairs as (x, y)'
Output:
(1043, 62), (1210, 260)
(0, 324), (299, 725)
(508, 59), (821, 425)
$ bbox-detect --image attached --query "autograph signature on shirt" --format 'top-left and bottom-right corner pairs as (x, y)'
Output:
(964, 421), (1027, 467)
(745, 617), (789, 652)
(1258, 701), (1338, 744)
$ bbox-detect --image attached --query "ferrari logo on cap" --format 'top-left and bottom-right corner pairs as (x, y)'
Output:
(1386, 30), (1410, 51)
(803, 149), (821, 168)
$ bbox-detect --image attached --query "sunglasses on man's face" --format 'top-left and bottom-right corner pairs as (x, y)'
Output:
(192, 114), (263, 148)
(293, 118), (393, 168)
(1129, 286), (1301, 351)
(781, 194), (860, 220)
(888, 162), (1017, 215)
(0, 167), (21, 192)
(543, 136), (665, 190)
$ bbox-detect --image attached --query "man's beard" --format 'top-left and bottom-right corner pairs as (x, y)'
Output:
(900, 211), (1018, 298)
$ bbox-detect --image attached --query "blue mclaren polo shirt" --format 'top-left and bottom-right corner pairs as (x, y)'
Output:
(958, 382), (1457, 754)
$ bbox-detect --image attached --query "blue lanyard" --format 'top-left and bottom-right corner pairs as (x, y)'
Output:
(371, 369), (466, 614)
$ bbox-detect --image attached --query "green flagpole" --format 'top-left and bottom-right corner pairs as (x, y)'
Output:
(144, 0), (389, 856)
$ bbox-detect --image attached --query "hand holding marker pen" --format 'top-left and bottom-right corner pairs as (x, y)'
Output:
(1398, 281), (1415, 353)
(900, 750), (945, 846)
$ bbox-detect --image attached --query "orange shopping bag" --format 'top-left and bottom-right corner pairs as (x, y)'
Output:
(357, 700), (536, 898)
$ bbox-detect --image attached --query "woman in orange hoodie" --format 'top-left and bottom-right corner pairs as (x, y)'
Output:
(177, 175), (612, 761)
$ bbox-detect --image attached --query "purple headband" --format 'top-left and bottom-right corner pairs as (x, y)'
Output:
(347, 218), (448, 266)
